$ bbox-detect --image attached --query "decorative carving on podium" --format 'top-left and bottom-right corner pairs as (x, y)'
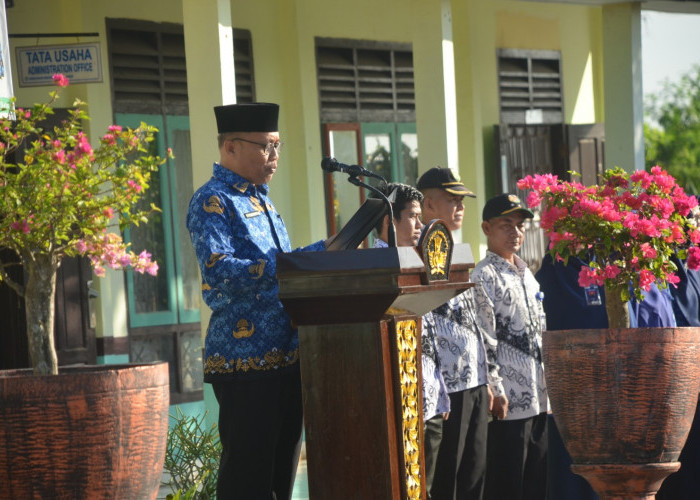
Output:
(396, 318), (422, 499)
(419, 220), (453, 283)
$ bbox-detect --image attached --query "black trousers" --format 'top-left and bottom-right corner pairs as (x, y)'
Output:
(212, 368), (303, 500)
(432, 384), (489, 500)
(484, 411), (548, 500)
(424, 414), (444, 499)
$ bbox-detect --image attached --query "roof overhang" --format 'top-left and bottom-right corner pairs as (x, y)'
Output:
(517, 0), (700, 14)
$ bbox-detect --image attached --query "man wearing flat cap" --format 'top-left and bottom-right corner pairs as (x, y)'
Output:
(417, 167), (500, 500)
(470, 193), (550, 500)
(187, 103), (326, 499)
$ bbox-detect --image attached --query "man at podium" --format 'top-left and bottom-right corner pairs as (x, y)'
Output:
(187, 102), (326, 500)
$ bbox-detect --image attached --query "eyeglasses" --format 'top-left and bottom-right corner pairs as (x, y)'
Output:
(228, 137), (283, 156)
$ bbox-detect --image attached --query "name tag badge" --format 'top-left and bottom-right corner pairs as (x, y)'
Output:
(585, 285), (602, 306)
(244, 211), (262, 219)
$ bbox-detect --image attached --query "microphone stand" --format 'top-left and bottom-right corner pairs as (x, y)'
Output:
(347, 175), (396, 248)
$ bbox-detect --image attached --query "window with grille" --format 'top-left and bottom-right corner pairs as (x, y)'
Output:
(316, 38), (415, 123)
(107, 19), (255, 114)
(497, 49), (563, 124)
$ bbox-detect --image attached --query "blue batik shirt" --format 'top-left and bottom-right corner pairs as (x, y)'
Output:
(187, 163), (325, 380)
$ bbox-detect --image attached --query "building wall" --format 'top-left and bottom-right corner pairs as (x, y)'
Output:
(6, 0), (606, 331)
(7, 0), (181, 340)
(448, 0), (604, 252)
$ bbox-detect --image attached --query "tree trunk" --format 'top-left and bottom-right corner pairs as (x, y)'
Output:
(23, 254), (59, 375)
(605, 282), (630, 329)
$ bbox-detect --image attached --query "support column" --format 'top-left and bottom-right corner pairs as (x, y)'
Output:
(182, 0), (236, 428)
(412, 0), (463, 243)
(602, 2), (644, 172)
(412, 0), (459, 174)
(183, 0), (236, 189)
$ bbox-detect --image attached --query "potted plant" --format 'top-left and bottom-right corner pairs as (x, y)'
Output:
(0, 74), (171, 499)
(518, 167), (700, 499)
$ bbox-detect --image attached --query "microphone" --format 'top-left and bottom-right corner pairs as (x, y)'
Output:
(321, 157), (371, 178)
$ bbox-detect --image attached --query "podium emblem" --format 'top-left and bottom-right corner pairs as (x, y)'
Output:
(419, 220), (453, 282)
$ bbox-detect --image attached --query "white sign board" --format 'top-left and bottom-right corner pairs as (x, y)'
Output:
(0, 1), (14, 116)
(15, 43), (103, 87)
(525, 108), (544, 125)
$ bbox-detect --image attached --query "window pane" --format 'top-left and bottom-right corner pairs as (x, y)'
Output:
(129, 137), (170, 314)
(364, 133), (393, 181)
(329, 130), (361, 230)
(172, 129), (201, 316)
(130, 334), (176, 389)
(180, 330), (203, 392)
(400, 132), (418, 185)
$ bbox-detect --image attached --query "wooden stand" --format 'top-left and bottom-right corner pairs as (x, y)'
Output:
(277, 223), (474, 499)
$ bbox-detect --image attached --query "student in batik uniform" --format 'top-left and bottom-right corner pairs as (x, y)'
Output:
(471, 193), (549, 500)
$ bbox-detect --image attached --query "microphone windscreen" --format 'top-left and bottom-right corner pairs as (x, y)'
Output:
(321, 157), (337, 172)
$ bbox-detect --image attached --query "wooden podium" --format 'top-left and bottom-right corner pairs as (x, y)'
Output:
(277, 222), (474, 500)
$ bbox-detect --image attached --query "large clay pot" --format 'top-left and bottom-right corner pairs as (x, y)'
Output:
(544, 327), (700, 500)
(0, 362), (170, 500)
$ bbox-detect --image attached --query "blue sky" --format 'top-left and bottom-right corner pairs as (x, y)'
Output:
(642, 10), (700, 98)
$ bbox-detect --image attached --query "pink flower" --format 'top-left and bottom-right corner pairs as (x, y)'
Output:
(604, 265), (622, 279)
(526, 191), (541, 208)
(517, 176), (534, 191)
(10, 219), (31, 234)
(108, 125), (122, 133)
(52, 73), (70, 87)
(638, 269), (656, 291)
(103, 207), (114, 219)
(639, 243), (657, 259)
(630, 169), (652, 189)
(75, 240), (88, 253)
(667, 273), (681, 287)
(75, 133), (93, 157)
(688, 247), (700, 271)
(541, 206), (569, 230)
(53, 150), (66, 164)
(578, 267), (604, 288)
(673, 190), (698, 217)
(690, 229), (700, 245)
(127, 179), (142, 192)
(145, 261), (159, 276)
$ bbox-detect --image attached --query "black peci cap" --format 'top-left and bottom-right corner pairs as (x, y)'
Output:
(214, 103), (279, 133)
(482, 193), (534, 221)
(416, 167), (476, 197)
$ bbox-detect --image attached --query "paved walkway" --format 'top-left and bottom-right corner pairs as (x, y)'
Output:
(158, 456), (309, 499)
(291, 459), (309, 500)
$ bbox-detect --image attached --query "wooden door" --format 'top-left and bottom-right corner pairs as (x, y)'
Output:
(494, 122), (605, 273)
(0, 255), (96, 369)
(566, 123), (606, 186)
(495, 124), (553, 272)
